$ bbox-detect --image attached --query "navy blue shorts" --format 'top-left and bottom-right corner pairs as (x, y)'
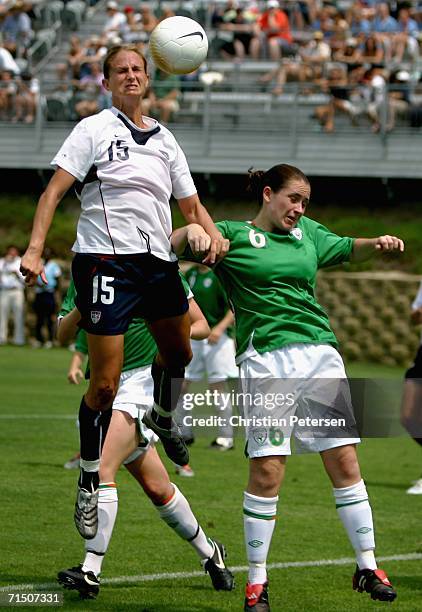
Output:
(405, 345), (422, 380)
(72, 253), (188, 335)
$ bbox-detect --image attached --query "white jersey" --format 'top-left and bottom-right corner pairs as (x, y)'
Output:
(51, 107), (196, 260)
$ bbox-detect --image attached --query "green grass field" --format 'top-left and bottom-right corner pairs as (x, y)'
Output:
(1, 346), (421, 611)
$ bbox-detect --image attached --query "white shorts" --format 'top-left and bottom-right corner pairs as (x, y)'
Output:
(239, 344), (360, 458)
(112, 365), (158, 464)
(186, 333), (238, 383)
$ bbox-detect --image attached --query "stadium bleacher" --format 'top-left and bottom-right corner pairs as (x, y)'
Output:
(1, 0), (422, 176)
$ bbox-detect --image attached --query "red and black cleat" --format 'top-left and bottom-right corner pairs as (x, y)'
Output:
(244, 581), (270, 612)
(353, 566), (397, 602)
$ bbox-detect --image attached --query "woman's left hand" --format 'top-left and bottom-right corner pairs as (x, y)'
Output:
(375, 235), (405, 252)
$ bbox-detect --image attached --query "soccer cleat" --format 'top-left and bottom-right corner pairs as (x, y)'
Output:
(74, 486), (99, 539)
(64, 453), (81, 470)
(406, 478), (422, 494)
(353, 566), (397, 602)
(175, 464), (195, 477)
(244, 581), (270, 611)
(210, 437), (234, 451)
(203, 539), (235, 591)
(142, 409), (189, 467)
(57, 564), (100, 599)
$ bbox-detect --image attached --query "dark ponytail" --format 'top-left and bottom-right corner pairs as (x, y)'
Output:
(247, 164), (309, 206)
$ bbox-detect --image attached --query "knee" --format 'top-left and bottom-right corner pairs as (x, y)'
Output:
(249, 462), (282, 497)
(161, 345), (192, 369)
(87, 381), (118, 411)
(144, 479), (173, 505)
(335, 452), (360, 483)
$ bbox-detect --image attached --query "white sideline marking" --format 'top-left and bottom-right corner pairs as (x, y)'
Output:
(0, 415), (76, 419)
(1, 553), (421, 592)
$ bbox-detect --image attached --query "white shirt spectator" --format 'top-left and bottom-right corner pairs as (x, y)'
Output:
(0, 46), (20, 74)
(103, 3), (127, 41)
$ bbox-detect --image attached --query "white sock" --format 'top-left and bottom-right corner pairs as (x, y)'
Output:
(82, 483), (118, 577)
(80, 458), (100, 472)
(155, 484), (213, 559)
(334, 479), (377, 570)
(243, 491), (278, 585)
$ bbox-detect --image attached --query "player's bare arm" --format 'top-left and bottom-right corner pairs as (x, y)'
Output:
(188, 299), (211, 340)
(207, 309), (235, 345)
(171, 224), (211, 259)
(57, 307), (82, 346)
(177, 193), (230, 264)
(350, 235), (405, 263)
(20, 168), (76, 285)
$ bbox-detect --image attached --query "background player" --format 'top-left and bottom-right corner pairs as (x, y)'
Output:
(56, 271), (234, 598)
(177, 264), (238, 459)
(400, 280), (422, 494)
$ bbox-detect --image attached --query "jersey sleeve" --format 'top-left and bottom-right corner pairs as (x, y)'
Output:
(75, 329), (88, 355)
(58, 279), (77, 317)
(312, 222), (355, 268)
(170, 141), (197, 200)
(51, 120), (95, 182)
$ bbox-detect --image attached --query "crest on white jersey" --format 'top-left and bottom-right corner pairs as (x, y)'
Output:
(91, 310), (101, 324)
(290, 228), (303, 240)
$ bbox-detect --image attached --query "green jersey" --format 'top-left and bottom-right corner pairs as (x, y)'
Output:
(212, 218), (354, 361)
(185, 267), (231, 329)
(59, 276), (191, 371)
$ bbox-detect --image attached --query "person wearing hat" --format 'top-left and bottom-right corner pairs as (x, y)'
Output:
(103, 1), (127, 41)
(1, 0), (33, 57)
(250, 0), (294, 60)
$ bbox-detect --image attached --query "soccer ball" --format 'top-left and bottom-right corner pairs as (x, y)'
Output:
(149, 16), (208, 75)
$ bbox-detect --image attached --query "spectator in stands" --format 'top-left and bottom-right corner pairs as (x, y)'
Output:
(147, 69), (181, 125)
(1, 0), (33, 58)
(0, 68), (17, 119)
(251, 0), (294, 60)
(258, 31), (330, 95)
(0, 34), (20, 74)
(0, 244), (25, 346)
(32, 247), (61, 349)
(333, 37), (361, 73)
(159, 5), (176, 22)
(310, 7), (335, 39)
(103, 0), (127, 42)
(314, 64), (358, 132)
(385, 69), (412, 131)
(65, 35), (85, 80)
(137, 5), (158, 38)
(346, 2), (371, 37)
(356, 33), (385, 64)
(372, 2), (398, 61)
(78, 35), (108, 79)
(392, 8), (419, 63)
(74, 61), (110, 119)
(215, 2), (259, 60)
(11, 68), (38, 122)
(120, 5), (145, 43)
(361, 65), (388, 133)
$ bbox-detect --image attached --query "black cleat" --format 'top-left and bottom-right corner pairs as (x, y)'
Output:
(142, 409), (189, 467)
(57, 564), (100, 600)
(74, 486), (98, 539)
(203, 539), (235, 591)
(244, 581), (270, 611)
(353, 566), (397, 602)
